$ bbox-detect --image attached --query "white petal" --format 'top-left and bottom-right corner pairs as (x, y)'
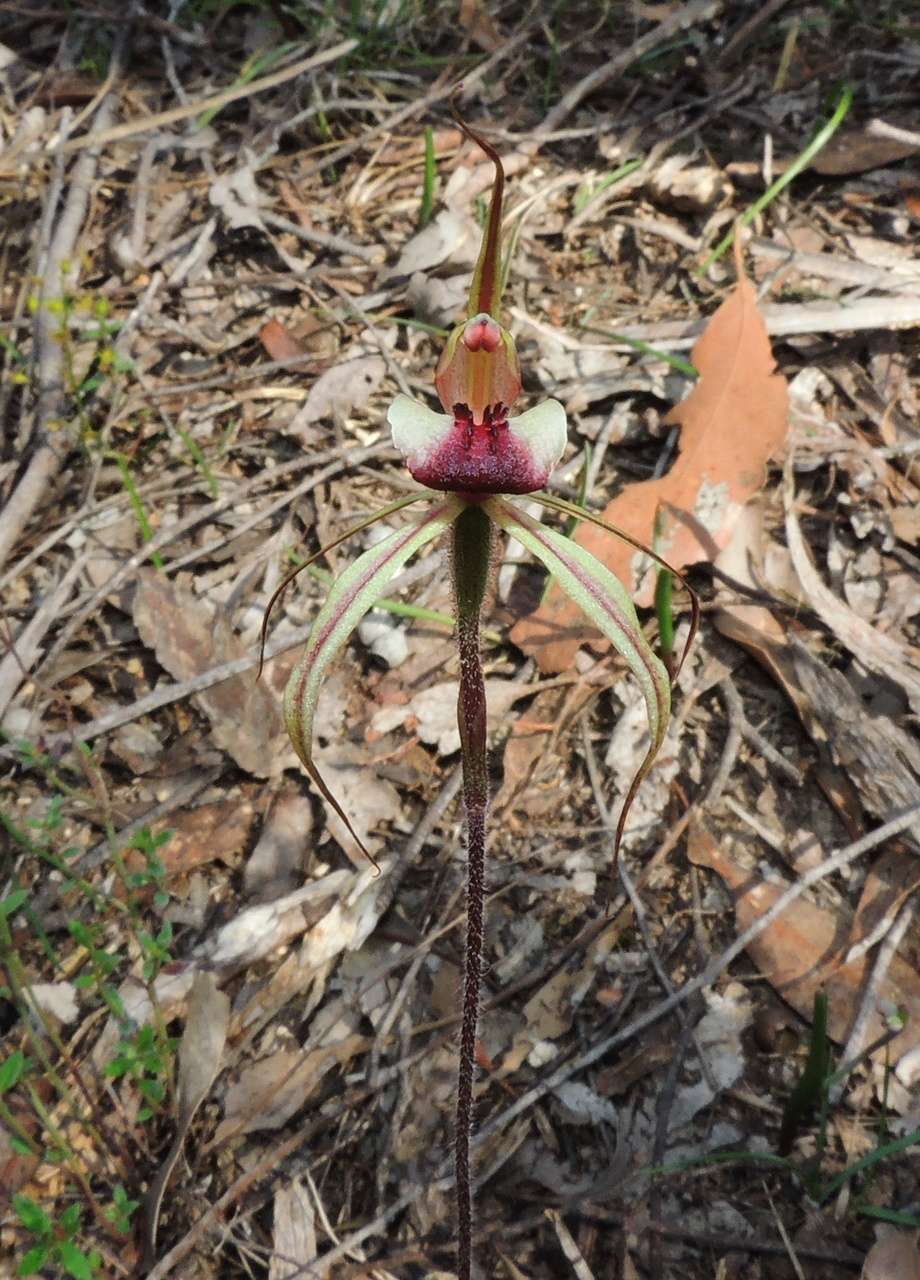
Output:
(507, 399), (567, 477)
(387, 394), (452, 464)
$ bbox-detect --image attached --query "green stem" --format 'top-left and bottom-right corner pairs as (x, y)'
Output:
(451, 504), (492, 1280)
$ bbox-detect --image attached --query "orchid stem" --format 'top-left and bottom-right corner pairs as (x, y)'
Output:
(452, 503), (492, 1280)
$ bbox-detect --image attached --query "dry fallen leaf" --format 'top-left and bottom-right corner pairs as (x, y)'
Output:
(370, 677), (536, 756)
(512, 251), (788, 671)
(783, 459), (920, 712)
(385, 206), (479, 280)
(215, 1036), (365, 1142)
(647, 152), (732, 211)
(301, 353), (386, 423)
(312, 742), (401, 866)
(22, 981), (79, 1026)
(260, 318), (308, 362)
(270, 1180), (317, 1279)
(811, 127), (920, 176)
(133, 572), (290, 777)
(458, 0), (503, 51)
(846, 849), (920, 964)
(687, 819), (920, 1077)
(243, 792), (313, 901)
(141, 800), (255, 883)
(861, 1232), (920, 1280)
(713, 505), (920, 851)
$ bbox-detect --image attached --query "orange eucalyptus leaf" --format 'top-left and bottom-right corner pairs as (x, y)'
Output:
(512, 246), (788, 672)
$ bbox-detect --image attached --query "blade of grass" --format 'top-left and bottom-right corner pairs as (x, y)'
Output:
(174, 425), (219, 499)
(778, 990), (829, 1156)
(418, 125), (436, 229)
(573, 156), (644, 214)
(857, 1207), (920, 1229)
(197, 42), (299, 129)
(581, 324), (699, 378)
(113, 454), (164, 570)
(699, 84), (853, 274)
(821, 1128), (920, 1200)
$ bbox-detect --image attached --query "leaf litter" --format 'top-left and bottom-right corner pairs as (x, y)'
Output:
(1, 6), (919, 1277)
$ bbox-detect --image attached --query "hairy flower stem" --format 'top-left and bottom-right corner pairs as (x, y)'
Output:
(452, 504), (492, 1280)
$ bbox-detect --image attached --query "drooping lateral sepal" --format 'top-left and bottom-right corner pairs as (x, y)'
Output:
(484, 496), (671, 855)
(529, 489), (699, 684)
(283, 497), (464, 860)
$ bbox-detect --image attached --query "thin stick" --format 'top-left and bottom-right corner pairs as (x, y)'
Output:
(32, 443), (389, 685)
(474, 804), (920, 1150)
(531, 0), (718, 142)
(0, 95), (118, 571)
(831, 896), (916, 1103)
(50, 42), (357, 155)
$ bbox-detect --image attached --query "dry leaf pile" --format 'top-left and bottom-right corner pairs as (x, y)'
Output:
(1, 4), (918, 1279)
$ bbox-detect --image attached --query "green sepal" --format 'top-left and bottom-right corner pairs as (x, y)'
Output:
(485, 496), (672, 856)
(284, 497), (464, 863)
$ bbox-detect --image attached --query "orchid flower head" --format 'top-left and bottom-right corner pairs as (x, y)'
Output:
(387, 112), (567, 496)
(266, 102), (695, 872)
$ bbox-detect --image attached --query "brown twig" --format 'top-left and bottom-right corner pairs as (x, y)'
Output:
(527, 0), (719, 144)
(0, 84), (119, 571)
(831, 895), (916, 1102)
(50, 42), (358, 156)
(0, 552), (88, 719)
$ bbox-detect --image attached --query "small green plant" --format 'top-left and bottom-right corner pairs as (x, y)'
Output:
(111, 452), (165, 569)
(106, 1023), (176, 1121)
(13, 1196), (101, 1280)
(1, 738), (178, 1270)
(27, 292), (130, 436)
(24, 285), (219, 543)
(779, 990), (830, 1158)
(646, 996), (917, 1229)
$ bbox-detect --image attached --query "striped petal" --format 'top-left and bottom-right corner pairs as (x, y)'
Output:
(284, 497), (464, 862)
(388, 393), (567, 496)
(485, 496), (671, 854)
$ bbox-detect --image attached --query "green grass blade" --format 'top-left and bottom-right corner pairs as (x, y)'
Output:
(700, 84), (853, 274)
(418, 125), (436, 229)
(581, 325), (698, 378)
(778, 989), (829, 1155)
(175, 426), (219, 499)
(113, 454), (163, 570)
(821, 1127), (920, 1200)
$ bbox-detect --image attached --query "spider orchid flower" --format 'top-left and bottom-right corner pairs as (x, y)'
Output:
(265, 107), (695, 1280)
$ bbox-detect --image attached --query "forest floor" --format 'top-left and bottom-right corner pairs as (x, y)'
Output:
(1, 2), (919, 1278)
